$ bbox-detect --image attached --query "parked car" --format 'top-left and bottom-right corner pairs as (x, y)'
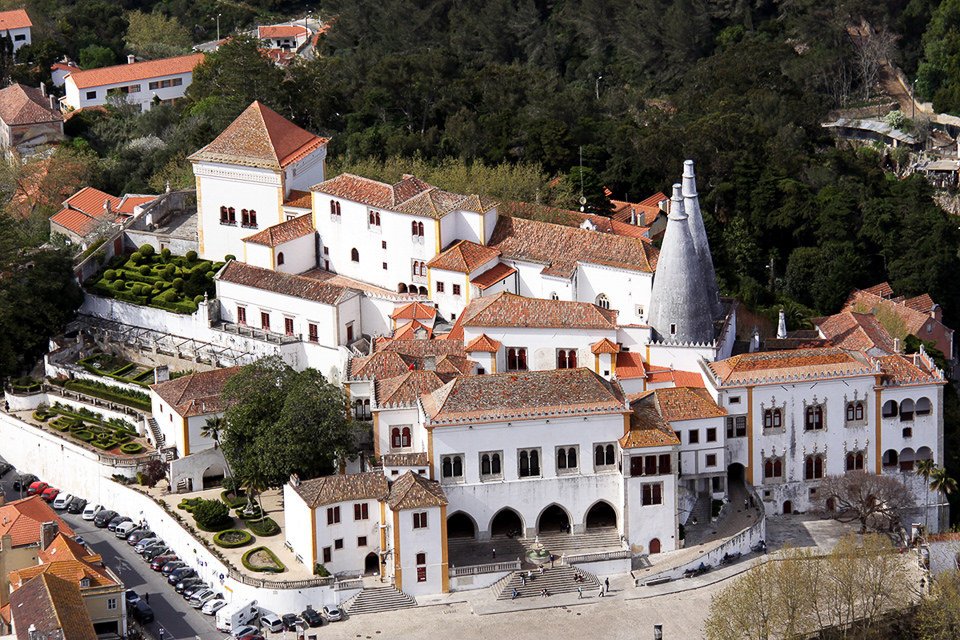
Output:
(259, 614), (284, 633)
(150, 555), (177, 571)
(0, 462), (13, 476)
(160, 560), (186, 576)
(281, 614), (303, 631)
(233, 625), (259, 640)
(137, 539), (163, 554)
(26, 481), (48, 496)
(144, 547), (171, 562)
(174, 576), (203, 593)
(168, 567), (196, 585)
(126, 528), (154, 544)
(52, 493), (74, 510)
(300, 608), (323, 628)
(93, 509), (118, 528)
(40, 487), (59, 503)
(108, 515), (132, 532)
(322, 606), (343, 622)
(189, 589), (219, 608)
(182, 582), (209, 599)
(202, 599), (227, 615)
(67, 497), (87, 514)
(81, 504), (103, 520)
(131, 600), (154, 624)
(13, 474), (37, 491)
(73, 536), (86, 546)
(125, 590), (141, 606)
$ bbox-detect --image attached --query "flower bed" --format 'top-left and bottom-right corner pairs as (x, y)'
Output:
(242, 546), (285, 573)
(35, 404), (143, 453)
(246, 517), (280, 537)
(178, 497), (202, 512)
(77, 352), (157, 389)
(213, 529), (255, 549)
(120, 442), (145, 454)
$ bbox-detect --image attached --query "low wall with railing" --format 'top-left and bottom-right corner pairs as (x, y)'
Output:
(449, 559), (520, 591)
(561, 549), (632, 577)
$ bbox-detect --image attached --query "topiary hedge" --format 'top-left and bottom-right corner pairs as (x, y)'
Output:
(178, 497), (202, 512)
(213, 529), (255, 549)
(246, 517), (280, 537)
(193, 499), (233, 532)
(242, 546), (285, 573)
(119, 442), (144, 454)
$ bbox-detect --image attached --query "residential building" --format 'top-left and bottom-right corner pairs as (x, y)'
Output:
(61, 53), (204, 112)
(0, 496), (74, 606)
(50, 59), (79, 88)
(48, 187), (158, 249)
(0, 84), (62, 157)
(258, 24), (310, 50)
(0, 9), (31, 54)
(7, 574), (96, 640)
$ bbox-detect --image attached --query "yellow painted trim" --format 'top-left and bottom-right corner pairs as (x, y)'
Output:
(373, 412), (381, 458)
(195, 177), (204, 257)
(277, 184), (284, 223)
(427, 426), (434, 480)
(427, 269), (432, 295)
(270, 246), (276, 269)
(490, 354), (496, 374)
(440, 505), (449, 593)
(746, 387), (754, 485)
(242, 242), (248, 264)
(181, 416), (190, 457)
(310, 505), (318, 567)
(434, 219), (441, 254)
(392, 510), (402, 590)
(874, 383), (883, 475)
(464, 275), (470, 304)
(645, 345), (651, 364)
(611, 355), (616, 376)
(379, 502), (387, 575)
(479, 213), (486, 245)
(594, 354), (600, 374)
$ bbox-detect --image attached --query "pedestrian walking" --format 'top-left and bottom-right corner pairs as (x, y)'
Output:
(538, 565), (545, 575)
(521, 575), (526, 586)
(540, 588), (548, 598)
(744, 498), (748, 510)
(144, 592), (149, 603)
(550, 553), (555, 568)
(604, 577), (610, 591)
(527, 569), (533, 582)
(599, 588), (604, 598)
(577, 587), (583, 599)
(512, 588), (519, 600)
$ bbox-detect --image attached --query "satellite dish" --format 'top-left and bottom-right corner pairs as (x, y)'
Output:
(579, 196), (587, 205)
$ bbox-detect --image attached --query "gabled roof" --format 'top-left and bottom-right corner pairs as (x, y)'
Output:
(377, 336), (466, 358)
(460, 291), (617, 330)
(434, 354), (474, 375)
(150, 366), (242, 417)
(391, 302), (436, 322)
(591, 338), (620, 354)
(12, 535), (116, 589)
(116, 194), (157, 214)
(653, 387), (726, 422)
(610, 193), (666, 227)
(292, 472), (389, 508)
(387, 471), (447, 510)
(845, 288), (945, 338)
(645, 367), (705, 388)
(243, 214), (314, 247)
(392, 320), (433, 340)
(471, 262), (517, 290)
(349, 351), (416, 381)
(876, 353), (944, 385)
(422, 368), (626, 425)
(427, 240), (500, 273)
(499, 201), (651, 240)
(10, 574), (96, 640)
(216, 261), (351, 305)
(815, 311), (897, 355)
(382, 452), (429, 467)
(620, 392), (681, 449)
(615, 351), (647, 380)
(0, 496), (74, 547)
(862, 282), (894, 298)
(0, 9), (32, 31)
(258, 24), (308, 39)
(189, 101), (328, 170)
(376, 370), (451, 408)
(904, 294), (936, 314)
(465, 334), (501, 353)
(0, 84), (60, 126)
(488, 215), (658, 277)
(67, 53), (204, 90)
(705, 348), (873, 387)
(283, 189), (312, 209)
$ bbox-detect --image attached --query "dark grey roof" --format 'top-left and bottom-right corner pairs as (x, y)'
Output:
(682, 160), (722, 320)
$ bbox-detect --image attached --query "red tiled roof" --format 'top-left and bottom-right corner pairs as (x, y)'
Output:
(65, 186), (120, 215)
(499, 201), (651, 241)
(816, 311), (897, 355)
(0, 496), (74, 547)
(217, 261), (350, 305)
(291, 472), (388, 508)
(391, 302), (436, 321)
(621, 392), (680, 449)
(653, 387), (725, 422)
(876, 353), (944, 385)
(150, 366), (242, 417)
(845, 289), (941, 337)
(387, 471), (447, 510)
(243, 214), (314, 247)
(615, 351), (647, 380)
(471, 262), (517, 290)
(49, 207), (103, 237)
(0, 84), (60, 126)
(591, 338), (620, 354)
(423, 368), (626, 425)
(392, 320), (433, 340)
(434, 354), (474, 375)
(375, 370), (451, 407)
(115, 195), (156, 214)
(645, 366), (706, 388)
(460, 291), (618, 330)
(189, 101), (328, 170)
(382, 452), (429, 467)
(465, 334), (501, 353)
(0, 9), (32, 31)
(862, 282), (894, 298)
(427, 240), (500, 273)
(377, 337), (466, 358)
(904, 294), (936, 314)
(67, 53), (203, 90)
(51, 62), (78, 73)
(258, 25), (308, 39)
(10, 574), (97, 640)
(349, 351), (416, 381)
(706, 348), (873, 386)
(283, 189), (312, 209)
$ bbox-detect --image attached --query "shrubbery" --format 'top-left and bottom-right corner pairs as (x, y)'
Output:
(242, 546), (285, 573)
(246, 517), (280, 537)
(192, 499), (232, 532)
(213, 529), (254, 548)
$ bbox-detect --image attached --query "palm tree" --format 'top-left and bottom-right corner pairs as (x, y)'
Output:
(915, 458), (937, 531)
(240, 468), (269, 517)
(201, 415), (233, 482)
(930, 467), (958, 533)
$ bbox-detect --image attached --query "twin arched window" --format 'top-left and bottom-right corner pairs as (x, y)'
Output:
(764, 457), (783, 479)
(594, 444), (615, 467)
(846, 401), (864, 422)
(330, 200), (341, 217)
(804, 454), (824, 480)
(763, 408), (783, 430)
(557, 349), (577, 369)
(557, 447), (578, 470)
(411, 221), (425, 237)
(369, 210), (381, 227)
(845, 451), (865, 472)
(391, 427), (411, 449)
(596, 294), (610, 309)
(480, 453), (502, 477)
(805, 404), (824, 431)
(411, 261), (426, 278)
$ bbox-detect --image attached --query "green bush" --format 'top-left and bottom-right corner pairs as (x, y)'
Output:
(163, 264), (176, 279)
(138, 265), (151, 276)
(194, 294), (204, 304)
(314, 563), (331, 577)
(172, 277), (184, 291)
(193, 499), (232, 531)
(178, 497), (202, 512)
(160, 247), (171, 261)
(185, 250), (198, 262)
(129, 252), (142, 265)
(246, 517), (280, 537)
(120, 442), (144, 454)
(220, 490), (247, 509)
(63, 379), (151, 411)
(32, 410), (50, 422)
(225, 254), (236, 262)
(213, 529), (254, 548)
(139, 244), (155, 257)
(74, 430), (95, 442)
(241, 546), (285, 573)
(104, 269), (116, 280)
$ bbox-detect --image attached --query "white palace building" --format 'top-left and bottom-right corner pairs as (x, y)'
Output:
(85, 101), (944, 597)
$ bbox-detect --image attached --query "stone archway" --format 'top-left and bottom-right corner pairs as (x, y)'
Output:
(537, 504), (571, 534)
(364, 552), (379, 576)
(584, 501), (617, 529)
(783, 500), (793, 514)
(202, 464), (225, 489)
(447, 511), (477, 539)
(490, 508), (524, 538)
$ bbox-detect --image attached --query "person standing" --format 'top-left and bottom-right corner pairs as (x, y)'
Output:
(144, 592), (149, 604)
(604, 577), (610, 592)
(577, 587), (583, 599)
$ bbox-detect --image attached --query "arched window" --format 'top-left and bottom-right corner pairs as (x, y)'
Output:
(605, 444), (615, 465)
(882, 400), (898, 418)
(452, 456), (463, 477)
(219, 205), (228, 222)
(855, 402), (864, 420)
(419, 262), (425, 277)
(568, 447), (577, 468)
(557, 349), (578, 369)
(846, 452), (865, 472)
(491, 453), (501, 475)
(846, 403), (855, 421)
(276, 252), (285, 266)
(916, 397), (932, 416)
(529, 450), (540, 475)
(411, 261), (419, 278)
(595, 445), (604, 467)
(351, 248), (360, 262)
(411, 221), (418, 236)
(804, 405), (824, 431)
(550, 292), (559, 300)
(249, 210), (257, 226)
(774, 459), (782, 477)
(763, 408), (782, 429)
(557, 448), (567, 469)
(241, 209), (249, 226)
(900, 399), (915, 422)
(481, 454), (491, 475)
(596, 294), (610, 310)
(391, 428), (401, 449)
(362, 399), (370, 419)
(401, 427), (411, 448)
(417, 222), (424, 237)
(330, 201), (337, 216)
(764, 459), (773, 479)
(442, 457), (452, 477)
(227, 207), (236, 223)
(519, 450), (529, 476)
(805, 454), (824, 480)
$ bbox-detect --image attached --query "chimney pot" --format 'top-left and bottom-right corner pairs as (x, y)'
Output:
(39, 82), (45, 97)
(127, 54), (136, 65)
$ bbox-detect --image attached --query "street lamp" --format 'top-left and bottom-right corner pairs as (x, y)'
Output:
(215, 13), (222, 42)
(595, 74), (603, 100)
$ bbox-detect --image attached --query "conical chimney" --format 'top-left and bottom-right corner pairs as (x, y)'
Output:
(682, 160), (722, 319)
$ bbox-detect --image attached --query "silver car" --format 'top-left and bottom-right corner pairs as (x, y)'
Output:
(189, 589), (219, 608)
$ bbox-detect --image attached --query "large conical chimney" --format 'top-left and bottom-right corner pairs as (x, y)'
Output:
(682, 160), (722, 319)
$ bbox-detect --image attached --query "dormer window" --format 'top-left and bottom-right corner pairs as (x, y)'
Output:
(596, 294), (610, 310)
(79, 577), (91, 588)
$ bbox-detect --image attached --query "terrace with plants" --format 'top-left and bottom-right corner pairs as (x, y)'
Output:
(28, 402), (153, 456)
(86, 245), (225, 315)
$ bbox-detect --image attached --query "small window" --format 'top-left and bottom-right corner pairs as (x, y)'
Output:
(357, 536), (367, 547)
(308, 323), (318, 342)
(323, 547), (332, 563)
(383, 262), (388, 270)
(351, 248), (360, 262)
(107, 597), (117, 610)
(507, 347), (528, 371)
(334, 538), (344, 550)
(556, 348), (578, 369)
(805, 404), (825, 431)
(436, 281), (445, 293)
(382, 241), (387, 249)
(284, 317), (294, 336)
(688, 430), (699, 444)
(326, 506), (341, 525)
(277, 252), (285, 266)
(706, 427), (717, 442)
(260, 312), (270, 332)
(728, 396), (741, 405)
(596, 294), (610, 309)
(641, 483), (663, 506)
(413, 512), (428, 529)
(705, 454), (717, 467)
(354, 503), (369, 520)
(237, 306), (247, 325)
(725, 416), (747, 438)
(550, 292), (559, 300)
(86, 90), (97, 100)
(669, 323), (677, 335)
(452, 284), (461, 296)
(416, 552), (426, 565)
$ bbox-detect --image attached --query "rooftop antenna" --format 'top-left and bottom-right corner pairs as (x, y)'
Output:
(578, 146), (586, 212)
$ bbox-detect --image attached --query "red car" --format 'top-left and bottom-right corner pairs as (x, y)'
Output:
(26, 481), (48, 496)
(40, 487), (59, 503)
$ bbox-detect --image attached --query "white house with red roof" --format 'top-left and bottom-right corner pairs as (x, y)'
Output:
(0, 9), (32, 54)
(48, 187), (158, 248)
(61, 53), (204, 112)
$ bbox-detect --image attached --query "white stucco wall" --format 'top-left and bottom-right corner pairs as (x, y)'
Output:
(63, 70), (193, 111)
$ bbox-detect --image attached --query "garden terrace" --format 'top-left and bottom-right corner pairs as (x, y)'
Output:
(49, 377), (152, 412)
(85, 245), (224, 315)
(76, 351), (160, 389)
(26, 403), (153, 457)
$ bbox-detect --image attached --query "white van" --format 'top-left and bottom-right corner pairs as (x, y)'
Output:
(216, 600), (258, 632)
(52, 493), (73, 510)
(114, 521), (139, 538)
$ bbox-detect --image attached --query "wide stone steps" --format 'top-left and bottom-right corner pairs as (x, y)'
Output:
(496, 565), (600, 600)
(344, 585), (417, 616)
(526, 528), (622, 554)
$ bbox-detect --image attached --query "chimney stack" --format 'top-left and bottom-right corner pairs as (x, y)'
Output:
(103, 199), (112, 215)
(48, 95), (54, 110)
(153, 365), (170, 384)
(40, 521), (59, 549)
(127, 54), (136, 65)
(894, 337), (900, 353)
(39, 82), (45, 97)
(777, 309), (787, 340)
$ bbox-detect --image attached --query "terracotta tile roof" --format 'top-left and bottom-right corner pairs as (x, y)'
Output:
(377, 337), (466, 359)
(460, 291), (617, 330)
(116, 194), (157, 214)
(815, 311), (897, 355)
(382, 452), (429, 467)
(499, 201), (651, 241)
(653, 387), (726, 422)
(51, 62), (78, 73)
(427, 240), (500, 273)
(258, 25), (308, 39)
(38, 533), (93, 564)
(876, 353), (944, 385)
(67, 53), (203, 90)
(10, 574), (96, 640)
(312, 173), (494, 220)
(904, 294), (936, 313)
(0, 84), (60, 126)
(391, 302), (436, 321)
(465, 334), (501, 353)
(591, 338), (620, 354)
(243, 214), (314, 247)
(862, 282), (894, 298)
(434, 355), (474, 375)
(422, 368), (626, 425)
(189, 101), (328, 170)
(0, 9), (32, 31)
(0, 496), (74, 547)
(349, 352), (416, 381)
(441, 315), (465, 341)
(150, 366), (242, 417)
(376, 370), (451, 407)
(706, 348), (873, 387)
(217, 261), (350, 305)
(610, 194), (665, 227)
(300, 268), (419, 301)
(49, 207), (105, 237)
(292, 472), (389, 508)
(471, 262), (517, 290)
(392, 320), (433, 340)
(387, 471), (447, 510)
(645, 367), (706, 388)
(621, 392), (681, 449)
(845, 289), (939, 337)
(283, 189), (312, 209)
(615, 351), (647, 380)
(65, 186), (121, 215)
(12, 547), (117, 590)
(488, 216), (657, 277)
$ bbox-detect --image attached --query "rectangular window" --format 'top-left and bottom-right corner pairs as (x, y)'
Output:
(334, 538), (344, 550)
(688, 430), (699, 444)
(452, 284), (461, 296)
(326, 506), (340, 525)
(383, 262), (388, 270)
(284, 317), (294, 336)
(357, 536), (367, 547)
(658, 454), (671, 474)
(417, 566), (427, 582)
(436, 282), (445, 293)
(630, 456), (643, 477)
(323, 246), (329, 255)
(346, 322), (354, 342)
(725, 416), (746, 438)
(706, 427), (717, 443)
(354, 503), (369, 520)
(416, 552), (426, 564)
(260, 312), (270, 331)
(323, 547), (332, 563)
(107, 598), (117, 610)
(13, 34), (24, 41)
(641, 483), (663, 506)
(382, 241), (387, 249)
(413, 512), (428, 529)
(706, 454), (717, 467)
(149, 81), (159, 90)
(308, 323), (318, 342)
(127, 84), (141, 93)
(237, 306), (246, 325)
(86, 90), (96, 100)
(728, 396), (741, 405)
(644, 455), (657, 476)
(172, 77), (183, 87)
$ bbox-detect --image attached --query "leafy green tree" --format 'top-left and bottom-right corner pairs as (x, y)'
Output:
(917, 570), (960, 640)
(79, 45), (116, 69)
(125, 10), (192, 60)
(192, 498), (230, 530)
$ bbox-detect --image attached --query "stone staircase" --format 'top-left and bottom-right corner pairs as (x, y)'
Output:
(146, 417), (165, 448)
(448, 527), (623, 569)
(524, 527), (622, 554)
(495, 565), (601, 600)
(343, 585), (417, 616)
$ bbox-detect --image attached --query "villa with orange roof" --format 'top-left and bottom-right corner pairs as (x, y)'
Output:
(0, 9), (32, 55)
